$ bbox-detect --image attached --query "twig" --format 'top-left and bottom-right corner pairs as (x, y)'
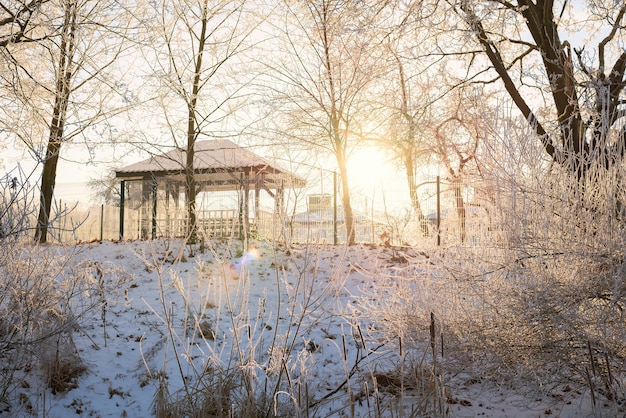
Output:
(310, 343), (386, 407)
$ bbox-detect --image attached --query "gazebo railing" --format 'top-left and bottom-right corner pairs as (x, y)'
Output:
(197, 209), (239, 238)
(148, 208), (242, 239)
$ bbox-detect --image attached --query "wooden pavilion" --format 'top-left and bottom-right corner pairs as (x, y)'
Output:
(115, 139), (306, 239)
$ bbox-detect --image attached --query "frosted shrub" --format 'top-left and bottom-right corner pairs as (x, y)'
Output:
(0, 243), (119, 411)
(359, 152), (626, 411)
(0, 169), (114, 414)
(466, 166), (626, 390)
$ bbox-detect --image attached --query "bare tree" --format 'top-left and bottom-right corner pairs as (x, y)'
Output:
(34, 1), (75, 243)
(451, 0), (626, 177)
(88, 170), (121, 206)
(0, 0), (135, 243)
(146, 0), (258, 243)
(268, 0), (385, 245)
(36, 1), (133, 242)
(389, 52), (430, 234)
(432, 87), (485, 243)
(0, 0), (53, 46)
(374, 20), (446, 236)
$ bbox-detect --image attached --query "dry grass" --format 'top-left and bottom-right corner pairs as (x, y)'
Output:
(357, 132), (626, 415)
(140, 234), (454, 418)
(0, 176), (128, 414)
(41, 336), (88, 394)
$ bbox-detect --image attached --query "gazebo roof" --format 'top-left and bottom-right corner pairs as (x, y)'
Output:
(115, 139), (306, 190)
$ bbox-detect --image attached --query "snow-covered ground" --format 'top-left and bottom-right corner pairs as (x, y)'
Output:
(3, 239), (617, 417)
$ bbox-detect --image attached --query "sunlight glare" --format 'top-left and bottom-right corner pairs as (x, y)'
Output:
(347, 146), (398, 191)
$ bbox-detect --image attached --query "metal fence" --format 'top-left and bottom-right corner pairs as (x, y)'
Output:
(46, 171), (493, 246)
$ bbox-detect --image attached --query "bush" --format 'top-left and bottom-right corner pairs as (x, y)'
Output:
(358, 129), (626, 414)
(0, 167), (108, 414)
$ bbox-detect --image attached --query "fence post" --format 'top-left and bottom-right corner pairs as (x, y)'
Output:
(119, 180), (125, 240)
(151, 177), (157, 239)
(100, 204), (104, 241)
(57, 199), (61, 244)
(436, 176), (441, 246)
(333, 171), (338, 245)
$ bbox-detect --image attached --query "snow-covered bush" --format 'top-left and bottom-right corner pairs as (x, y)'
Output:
(358, 124), (626, 413)
(459, 163), (626, 401)
(0, 169), (115, 414)
(0, 247), (128, 414)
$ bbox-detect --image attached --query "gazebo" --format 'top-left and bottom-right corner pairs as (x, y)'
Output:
(114, 139), (306, 240)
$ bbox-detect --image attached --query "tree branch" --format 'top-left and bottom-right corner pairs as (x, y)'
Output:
(598, 4), (626, 72)
(0, 0), (50, 46)
(459, 0), (555, 158)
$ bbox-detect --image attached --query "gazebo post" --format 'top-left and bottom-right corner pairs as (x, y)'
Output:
(151, 176), (158, 239)
(173, 182), (181, 235)
(165, 181), (170, 237)
(244, 171), (250, 242)
(254, 175), (260, 230)
(276, 179), (285, 242)
(119, 180), (125, 240)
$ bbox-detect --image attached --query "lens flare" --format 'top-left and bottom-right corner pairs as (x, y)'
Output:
(226, 245), (260, 279)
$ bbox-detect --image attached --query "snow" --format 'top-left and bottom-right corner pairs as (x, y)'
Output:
(3, 239), (617, 417)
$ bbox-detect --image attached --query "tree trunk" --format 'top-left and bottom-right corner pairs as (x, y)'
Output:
(336, 150), (355, 245)
(185, 130), (197, 243)
(405, 155), (427, 236)
(36, 139), (62, 243)
(394, 50), (428, 236)
(35, 1), (76, 243)
(184, 1), (209, 244)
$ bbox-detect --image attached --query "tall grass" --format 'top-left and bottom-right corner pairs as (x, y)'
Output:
(143, 235), (323, 417)
(135, 229), (450, 417)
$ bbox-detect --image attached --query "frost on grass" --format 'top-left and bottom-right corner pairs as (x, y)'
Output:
(356, 160), (626, 416)
(0, 171), (133, 415)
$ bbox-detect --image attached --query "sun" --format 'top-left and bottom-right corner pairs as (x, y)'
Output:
(347, 145), (398, 191)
